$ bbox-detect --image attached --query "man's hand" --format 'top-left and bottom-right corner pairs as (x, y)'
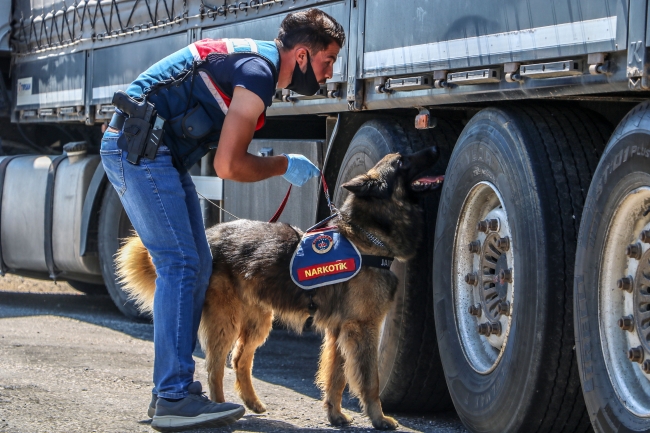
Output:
(282, 154), (320, 186)
(213, 87), (288, 182)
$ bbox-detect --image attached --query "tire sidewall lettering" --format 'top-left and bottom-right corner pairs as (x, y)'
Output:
(574, 107), (650, 432)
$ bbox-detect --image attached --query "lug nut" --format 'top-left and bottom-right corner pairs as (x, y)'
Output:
(643, 360), (650, 374)
(499, 268), (513, 284)
(465, 272), (479, 286)
(477, 218), (499, 233)
(477, 322), (502, 337)
(496, 236), (510, 251)
(617, 276), (633, 293)
(477, 323), (490, 336)
(497, 301), (510, 316)
(468, 304), (482, 317)
(628, 346), (645, 363)
(468, 240), (481, 254)
(641, 230), (650, 244)
(627, 243), (643, 260)
(618, 315), (635, 331)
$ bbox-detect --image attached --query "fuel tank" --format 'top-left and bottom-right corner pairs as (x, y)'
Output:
(0, 142), (101, 276)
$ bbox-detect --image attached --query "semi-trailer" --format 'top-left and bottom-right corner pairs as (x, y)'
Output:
(2, 1), (648, 431)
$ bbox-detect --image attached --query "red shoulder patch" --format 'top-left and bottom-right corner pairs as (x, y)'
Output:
(193, 39), (228, 60)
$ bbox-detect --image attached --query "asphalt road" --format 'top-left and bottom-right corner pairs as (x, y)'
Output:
(0, 275), (466, 433)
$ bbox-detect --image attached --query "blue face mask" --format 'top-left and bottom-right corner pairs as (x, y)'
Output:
(286, 51), (321, 96)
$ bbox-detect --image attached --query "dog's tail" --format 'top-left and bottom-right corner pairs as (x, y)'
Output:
(115, 236), (157, 315)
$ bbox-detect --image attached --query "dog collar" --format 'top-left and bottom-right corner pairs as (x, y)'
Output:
(350, 223), (391, 252)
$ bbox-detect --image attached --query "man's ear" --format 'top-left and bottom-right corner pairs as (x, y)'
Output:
(341, 174), (388, 198)
(295, 46), (309, 70)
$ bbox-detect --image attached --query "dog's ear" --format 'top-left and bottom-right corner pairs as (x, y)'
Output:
(342, 174), (388, 198)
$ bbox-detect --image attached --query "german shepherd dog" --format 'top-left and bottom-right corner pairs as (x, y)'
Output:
(116, 147), (442, 430)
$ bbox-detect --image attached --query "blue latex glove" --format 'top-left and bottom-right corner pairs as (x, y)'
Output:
(282, 153), (320, 187)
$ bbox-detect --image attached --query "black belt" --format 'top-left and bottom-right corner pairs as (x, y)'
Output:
(108, 112), (127, 131)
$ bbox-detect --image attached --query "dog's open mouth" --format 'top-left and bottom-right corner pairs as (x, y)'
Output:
(411, 175), (445, 191)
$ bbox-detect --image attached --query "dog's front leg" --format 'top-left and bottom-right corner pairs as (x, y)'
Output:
(338, 321), (398, 430)
(317, 329), (353, 426)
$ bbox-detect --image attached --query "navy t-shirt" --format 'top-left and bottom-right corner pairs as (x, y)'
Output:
(208, 53), (276, 108)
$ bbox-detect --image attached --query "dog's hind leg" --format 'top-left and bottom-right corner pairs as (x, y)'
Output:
(317, 328), (353, 427)
(338, 320), (398, 430)
(198, 277), (241, 404)
(231, 306), (273, 414)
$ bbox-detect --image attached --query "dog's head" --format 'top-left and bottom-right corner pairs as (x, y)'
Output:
(341, 146), (443, 202)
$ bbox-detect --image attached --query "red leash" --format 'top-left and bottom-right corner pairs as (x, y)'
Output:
(268, 185), (292, 223)
(268, 173), (334, 224)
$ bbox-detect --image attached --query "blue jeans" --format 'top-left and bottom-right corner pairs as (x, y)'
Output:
(100, 130), (213, 399)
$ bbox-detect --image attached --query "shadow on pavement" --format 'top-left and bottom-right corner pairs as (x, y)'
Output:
(0, 291), (333, 405)
(0, 291), (462, 423)
(0, 291), (155, 341)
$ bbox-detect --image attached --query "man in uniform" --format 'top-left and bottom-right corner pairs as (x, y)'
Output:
(100, 8), (344, 432)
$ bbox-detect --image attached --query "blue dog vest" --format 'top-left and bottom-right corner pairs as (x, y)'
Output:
(290, 228), (363, 290)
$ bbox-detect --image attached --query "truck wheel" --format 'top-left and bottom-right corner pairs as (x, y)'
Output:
(574, 101), (650, 432)
(333, 117), (459, 412)
(98, 185), (147, 320)
(433, 105), (609, 432)
(66, 280), (107, 295)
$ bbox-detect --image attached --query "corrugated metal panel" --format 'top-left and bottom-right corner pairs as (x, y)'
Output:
(362, 0), (627, 77)
(0, 0), (10, 52)
(223, 139), (323, 230)
(202, 1), (348, 83)
(91, 33), (188, 104)
(13, 51), (85, 109)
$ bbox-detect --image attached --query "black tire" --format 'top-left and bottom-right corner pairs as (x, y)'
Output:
(65, 279), (107, 295)
(433, 105), (610, 433)
(574, 101), (650, 433)
(98, 185), (148, 320)
(333, 117), (460, 413)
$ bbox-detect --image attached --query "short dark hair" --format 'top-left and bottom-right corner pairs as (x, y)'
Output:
(277, 8), (345, 54)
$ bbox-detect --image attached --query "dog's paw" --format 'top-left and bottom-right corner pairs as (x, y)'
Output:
(372, 415), (398, 430)
(328, 411), (353, 427)
(245, 399), (267, 414)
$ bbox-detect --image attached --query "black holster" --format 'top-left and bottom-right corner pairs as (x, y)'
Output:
(111, 91), (165, 165)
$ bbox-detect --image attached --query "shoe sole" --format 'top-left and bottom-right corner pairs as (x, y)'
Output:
(151, 406), (245, 432)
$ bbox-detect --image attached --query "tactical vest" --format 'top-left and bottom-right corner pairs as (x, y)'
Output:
(126, 38), (281, 170)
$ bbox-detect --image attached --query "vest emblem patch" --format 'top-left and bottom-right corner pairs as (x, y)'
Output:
(312, 234), (334, 254)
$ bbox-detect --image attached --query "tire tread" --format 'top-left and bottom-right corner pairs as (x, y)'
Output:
(515, 104), (607, 433)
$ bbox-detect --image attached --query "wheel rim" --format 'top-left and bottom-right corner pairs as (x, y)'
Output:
(453, 182), (514, 374)
(600, 186), (650, 417)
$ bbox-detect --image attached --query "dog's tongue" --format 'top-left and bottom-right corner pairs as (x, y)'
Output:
(411, 175), (445, 191)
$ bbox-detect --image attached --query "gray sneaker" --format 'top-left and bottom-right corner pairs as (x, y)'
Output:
(148, 392), (157, 418)
(151, 382), (244, 432)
